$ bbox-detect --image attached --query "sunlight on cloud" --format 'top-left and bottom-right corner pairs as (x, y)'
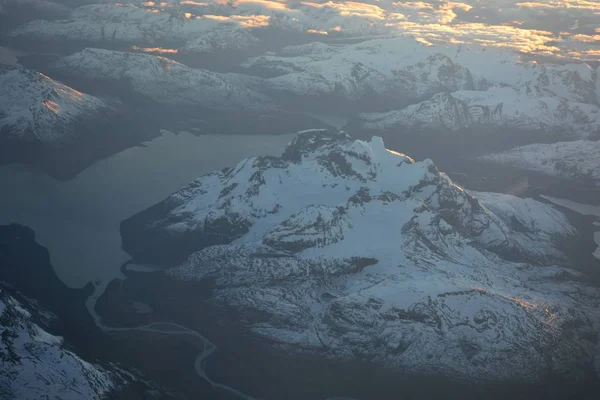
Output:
(232, 14), (271, 27)
(571, 34), (600, 43)
(387, 21), (561, 55)
(301, 1), (388, 20)
(180, 1), (209, 5)
(232, 0), (291, 11)
(132, 45), (179, 54)
(392, 2), (434, 11)
(517, 0), (600, 11)
(102, 1), (600, 62)
(202, 14), (232, 21)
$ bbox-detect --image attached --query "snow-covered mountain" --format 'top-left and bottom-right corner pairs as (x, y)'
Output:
(0, 284), (182, 400)
(9, 3), (223, 46)
(0, 64), (163, 179)
(241, 36), (600, 111)
(353, 87), (600, 138)
(51, 48), (273, 111)
(181, 27), (260, 54)
(0, 64), (111, 146)
(481, 140), (600, 187)
(120, 129), (600, 385)
(0, 0), (72, 33)
(248, 45), (476, 109)
(0, 287), (115, 399)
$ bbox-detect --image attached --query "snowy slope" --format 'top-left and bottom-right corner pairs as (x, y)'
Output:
(260, 49), (475, 106)
(181, 27), (260, 54)
(241, 36), (600, 108)
(121, 130), (600, 383)
(51, 48), (274, 111)
(10, 3), (224, 45)
(0, 288), (115, 400)
(481, 140), (600, 186)
(0, 65), (111, 145)
(354, 87), (600, 138)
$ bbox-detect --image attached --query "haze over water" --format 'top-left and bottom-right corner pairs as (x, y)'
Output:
(0, 130), (294, 287)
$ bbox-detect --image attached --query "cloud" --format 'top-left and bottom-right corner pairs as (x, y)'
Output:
(571, 34), (600, 43)
(84, 1), (600, 62)
(301, 1), (388, 20)
(386, 21), (562, 55)
(392, 2), (434, 10)
(517, 0), (600, 11)
(233, 0), (292, 11)
(131, 45), (179, 54)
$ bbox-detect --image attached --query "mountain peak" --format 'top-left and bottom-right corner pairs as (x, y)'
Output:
(117, 129), (599, 386)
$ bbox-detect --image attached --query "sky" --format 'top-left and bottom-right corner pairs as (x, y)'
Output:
(131, 0), (599, 61)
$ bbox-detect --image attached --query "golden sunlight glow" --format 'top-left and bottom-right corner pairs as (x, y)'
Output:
(302, 1), (388, 20)
(203, 14), (231, 21)
(43, 100), (61, 114)
(180, 1), (209, 5)
(307, 29), (328, 35)
(388, 21), (561, 56)
(517, 0), (600, 11)
(443, 2), (472, 12)
(132, 45), (179, 54)
(571, 34), (600, 43)
(232, 15), (271, 27)
(123, 0), (599, 62)
(472, 287), (544, 313)
(56, 87), (84, 101)
(386, 148), (415, 163)
(234, 0), (291, 10)
(415, 36), (434, 46)
(392, 2), (434, 10)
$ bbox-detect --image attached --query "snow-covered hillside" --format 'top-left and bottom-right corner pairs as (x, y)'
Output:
(10, 3), (223, 46)
(0, 287), (115, 399)
(354, 88), (600, 138)
(51, 48), (273, 111)
(481, 140), (600, 186)
(181, 27), (260, 54)
(242, 37), (600, 110)
(120, 129), (600, 383)
(0, 64), (111, 145)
